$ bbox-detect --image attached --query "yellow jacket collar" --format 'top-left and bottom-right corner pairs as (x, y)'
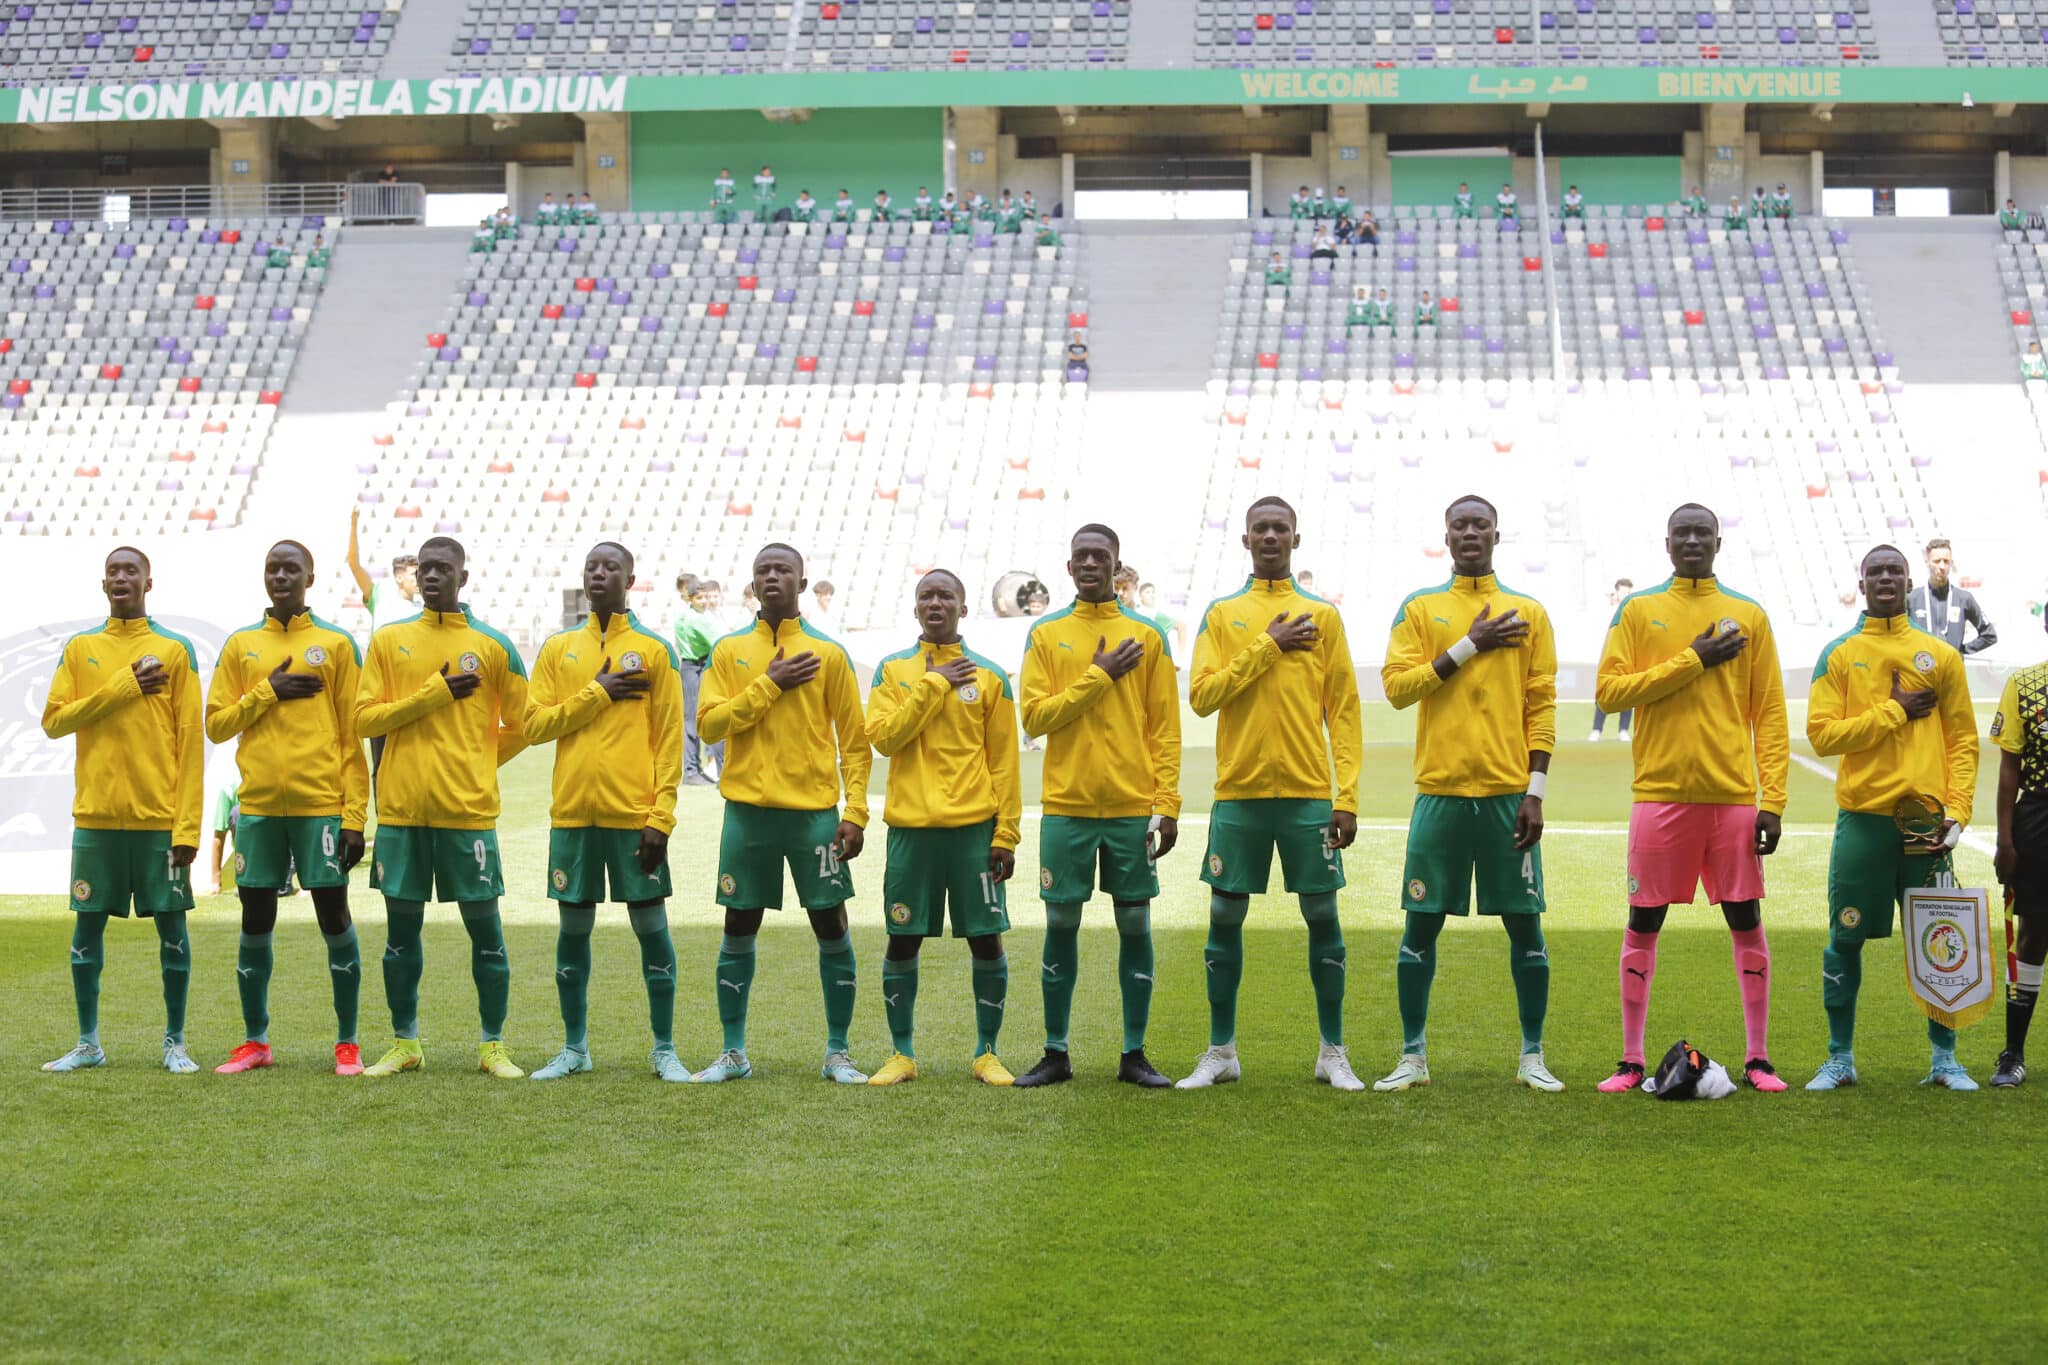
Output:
(103, 615), (153, 635)
(1068, 597), (1123, 620)
(1669, 576), (1718, 596)
(259, 610), (314, 634)
(582, 609), (640, 640)
(753, 614), (808, 645)
(418, 603), (471, 626)
(1452, 573), (1498, 592)
(1245, 574), (1299, 594)
(1860, 611), (1912, 636)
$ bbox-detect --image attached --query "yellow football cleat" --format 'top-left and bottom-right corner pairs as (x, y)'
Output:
(972, 1052), (1015, 1087)
(362, 1039), (423, 1077)
(478, 1041), (525, 1079)
(866, 1052), (919, 1086)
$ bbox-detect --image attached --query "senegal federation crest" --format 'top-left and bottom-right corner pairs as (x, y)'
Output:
(958, 682), (979, 703)
(1208, 853), (1223, 877)
(719, 872), (737, 895)
(374, 860), (385, 881)
(71, 879), (91, 902)
(1913, 651), (1935, 673)
(1039, 867), (1053, 890)
(459, 652), (482, 673)
(889, 902), (912, 925)
(233, 853), (246, 875)
(1407, 878), (1426, 902)
(1921, 920), (1969, 973)
(1839, 906), (1862, 929)
(138, 654), (161, 671)
(1718, 617), (1740, 636)
(551, 868), (569, 891)
(619, 651), (644, 673)
(304, 645), (328, 666)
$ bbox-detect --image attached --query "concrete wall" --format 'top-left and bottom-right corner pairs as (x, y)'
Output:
(2013, 156), (2048, 209)
(629, 107), (943, 213)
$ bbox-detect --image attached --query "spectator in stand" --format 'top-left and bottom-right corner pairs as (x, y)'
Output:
(873, 189), (897, 222)
(535, 193), (560, 227)
(1020, 190), (1040, 221)
(1680, 185), (1709, 216)
(1265, 252), (1292, 288)
(672, 573), (724, 786)
(1331, 185), (1354, 220)
(1561, 185), (1586, 220)
(752, 164), (777, 217)
(2024, 340), (2047, 382)
(1908, 538), (1998, 655)
(1309, 187), (1329, 219)
(1355, 209), (1379, 256)
(576, 193), (599, 226)
(1724, 197), (1748, 232)
(832, 189), (856, 223)
(1769, 183), (1794, 220)
(1369, 287), (1395, 330)
(1590, 577), (1635, 742)
(1414, 289), (1438, 330)
(914, 186), (934, 220)
(265, 238), (293, 270)
(306, 235), (330, 272)
(1749, 185), (1768, 218)
(1036, 219), (1064, 250)
(1346, 285), (1376, 330)
(740, 584), (760, 619)
(1065, 330), (1090, 377)
(1115, 566), (1141, 612)
(810, 580), (839, 636)
(1453, 182), (1476, 220)
(1290, 185), (1313, 219)
(1495, 184), (1519, 221)
(997, 190), (1025, 233)
(2003, 199), (2028, 232)
(1139, 582), (1185, 658)
(377, 163), (399, 184)
(1309, 228), (1337, 264)
(792, 189), (818, 224)
(469, 218), (496, 253)
(713, 167), (737, 214)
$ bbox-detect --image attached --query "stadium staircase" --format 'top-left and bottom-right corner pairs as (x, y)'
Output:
(378, 0), (472, 78)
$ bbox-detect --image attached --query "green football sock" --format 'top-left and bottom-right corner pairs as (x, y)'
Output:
(1928, 1018), (1958, 1053)
(155, 910), (191, 1044)
(818, 932), (857, 1054)
(716, 933), (757, 1053)
(1302, 896), (1345, 1048)
(1041, 902), (1083, 1052)
(459, 899), (510, 1043)
(1205, 894), (1248, 1047)
(1505, 914), (1549, 1056)
(628, 902), (676, 1049)
(70, 912), (107, 1048)
(883, 955), (919, 1056)
(1113, 901), (1153, 1053)
(972, 953), (1008, 1056)
(555, 904), (596, 1053)
(1396, 910), (1445, 1054)
(236, 931), (274, 1044)
(323, 926), (361, 1046)
(382, 898), (426, 1039)
(1823, 938), (1862, 1055)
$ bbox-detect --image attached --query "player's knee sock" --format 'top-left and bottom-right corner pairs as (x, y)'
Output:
(1041, 902), (1083, 1052)
(381, 899), (426, 1039)
(1619, 927), (1659, 1066)
(972, 953), (1008, 1056)
(236, 931), (274, 1043)
(1505, 915), (1549, 1056)
(323, 925), (361, 1046)
(715, 933), (756, 1053)
(1302, 894), (1344, 1048)
(555, 904), (596, 1052)
(628, 903), (676, 1050)
(155, 911), (191, 1044)
(69, 912), (106, 1047)
(1396, 911), (1444, 1054)
(883, 955), (919, 1056)
(1927, 1018), (1958, 1055)
(817, 933), (856, 1054)
(1822, 938), (1862, 1055)
(458, 899), (510, 1043)
(1205, 894), (1248, 1047)
(1729, 923), (1771, 1061)
(1114, 901), (1154, 1053)
(2008, 959), (2043, 1057)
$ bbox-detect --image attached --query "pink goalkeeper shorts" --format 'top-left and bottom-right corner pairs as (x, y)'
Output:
(1626, 801), (1766, 908)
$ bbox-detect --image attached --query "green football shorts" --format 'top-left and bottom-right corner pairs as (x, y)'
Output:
(883, 821), (1010, 938)
(1037, 815), (1158, 904)
(1828, 809), (1951, 943)
(1200, 798), (1345, 896)
(235, 814), (349, 892)
(68, 828), (195, 917)
(715, 801), (854, 910)
(548, 826), (671, 905)
(370, 826), (505, 903)
(1400, 794), (1544, 916)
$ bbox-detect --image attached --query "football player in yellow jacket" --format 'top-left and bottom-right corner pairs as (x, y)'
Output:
(1179, 497), (1365, 1093)
(1805, 545), (1981, 1092)
(1376, 496), (1563, 1094)
(1593, 503), (1792, 1094)
(352, 537), (531, 1080)
(863, 570), (1023, 1087)
(40, 547), (204, 1074)
(694, 543), (873, 1085)
(204, 541), (370, 1077)
(1013, 524), (1181, 1090)
(523, 543), (689, 1084)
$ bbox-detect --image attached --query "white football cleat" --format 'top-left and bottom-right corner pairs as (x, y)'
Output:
(1315, 1043), (1365, 1092)
(1373, 1053), (1431, 1091)
(1515, 1052), (1565, 1092)
(162, 1039), (199, 1074)
(1174, 1044), (1241, 1089)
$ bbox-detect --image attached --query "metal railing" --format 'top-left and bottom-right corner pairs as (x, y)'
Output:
(0, 181), (425, 225)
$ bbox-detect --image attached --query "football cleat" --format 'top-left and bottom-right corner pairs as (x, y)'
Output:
(363, 1038), (423, 1076)
(651, 1047), (693, 1083)
(867, 1052), (919, 1086)
(1117, 1049), (1173, 1088)
(1174, 1044), (1242, 1090)
(1515, 1052), (1565, 1092)
(1587, 729), (1603, 743)
(1373, 1054), (1432, 1092)
(530, 1047), (592, 1081)
(1992, 1050), (2027, 1088)
(1596, 1061), (1646, 1094)
(1315, 1043), (1364, 1092)
(820, 1050), (867, 1084)
(1922, 1051), (1978, 1092)
(42, 1043), (105, 1073)
(214, 1041), (274, 1074)
(478, 1041), (525, 1079)
(334, 1042), (364, 1077)
(1805, 1054), (1858, 1091)
(1013, 1049), (1074, 1088)
(693, 1048), (752, 1083)
(163, 1039), (199, 1075)
(1743, 1057), (1788, 1092)
(972, 1052), (1016, 1087)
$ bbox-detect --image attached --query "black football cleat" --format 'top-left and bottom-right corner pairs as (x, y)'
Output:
(1013, 1049), (1074, 1088)
(1993, 1050), (2028, 1088)
(1117, 1048), (1173, 1088)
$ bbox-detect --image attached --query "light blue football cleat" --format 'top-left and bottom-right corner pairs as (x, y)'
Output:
(42, 1043), (105, 1073)
(530, 1047), (593, 1081)
(692, 1048), (752, 1083)
(820, 1050), (868, 1084)
(1805, 1054), (1858, 1091)
(651, 1047), (693, 1083)
(163, 1038), (200, 1074)
(1922, 1051), (1979, 1092)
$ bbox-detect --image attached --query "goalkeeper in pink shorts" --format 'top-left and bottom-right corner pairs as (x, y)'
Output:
(1593, 504), (1792, 1093)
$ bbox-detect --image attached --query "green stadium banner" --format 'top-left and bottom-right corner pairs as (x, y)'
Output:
(1, 68), (2040, 126)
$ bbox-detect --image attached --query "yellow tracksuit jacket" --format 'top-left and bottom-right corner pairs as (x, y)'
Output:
(1018, 597), (1181, 820)
(523, 611), (683, 834)
(697, 615), (871, 825)
(41, 616), (204, 845)
(1808, 612), (1978, 823)
(204, 611), (369, 829)
(1190, 575), (1362, 812)
(1596, 576), (1791, 814)
(1382, 574), (1556, 796)
(353, 605), (528, 830)
(865, 639), (1022, 848)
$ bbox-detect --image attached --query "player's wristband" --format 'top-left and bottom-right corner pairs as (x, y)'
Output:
(1446, 636), (1478, 666)
(1942, 821), (1963, 850)
(1525, 771), (1547, 800)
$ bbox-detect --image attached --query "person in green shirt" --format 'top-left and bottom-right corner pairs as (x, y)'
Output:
(493, 208), (519, 241)
(833, 189), (856, 223)
(913, 186), (934, 221)
(997, 191), (1023, 233)
(710, 193), (737, 227)
(470, 220), (495, 253)
(712, 168), (736, 211)
(1331, 186), (1353, 220)
(1561, 185), (1585, 220)
(1749, 185), (1768, 219)
(973, 191), (998, 224)
(1346, 285), (1376, 329)
(791, 190), (818, 224)
(576, 193), (600, 227)
(1310, 187), (1329, 219)
(306, 234), (330, 271)
(671, 574), (725, 786)
(1265, 252), (1292, 288)
(2002, 199), (2028, 231)
(1035, 221), (1063, 249)
(872, 190), (896, 223)
(1289, 185), (1312, 219)
(1368, 287), (1394, 329)
(265, 242), (292, 269)
(752, 165), (777, 218)
(947, 194), (973, 231)
(1681, 186), (1709, 217)
(1020, 190), (1040, 221)
(535, 193), (559, 227)
(2024, 341), (2047, 382)
(1138, 582), (1185, 659)
(1414, 289), (1439, 330)
(1495, 184), (1519, 221)
(1769, 183), (1794, 220)
(1724, 198), (1748, 232)
(1453, 182), (1475, 220)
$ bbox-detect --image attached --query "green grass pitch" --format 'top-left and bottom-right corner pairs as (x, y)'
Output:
(2, 703), (2039, 1362)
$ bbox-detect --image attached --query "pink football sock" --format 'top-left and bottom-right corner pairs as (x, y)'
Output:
(1619, 929), (1658, 1066)
(1730, 924), (1771, 1062)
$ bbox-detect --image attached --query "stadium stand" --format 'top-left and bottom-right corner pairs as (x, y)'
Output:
(0, 0), (402, 82)
(351, 210), (1088, 645)
(0, 217), (329, 539)
(1997, 220), (2048, 496)
(1938, 0), (2048, 63)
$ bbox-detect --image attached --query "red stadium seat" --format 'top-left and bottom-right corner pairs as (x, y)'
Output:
(1255, 13), (1274, 28)
(2013, 309), (2033, 326)
(178, 376), (201, 392)
(1224, 411), (1246, 425)
(778, 415), (802, 428)
(98, 363), (122, 380)
(821, 1), (840, 15)
(574, 277), (596, 292)
(426, 332), (448, 348)
(75, 464), (100, 477)
(875, 487), (899, 501)
(1007, 456), (1031, 470)
(168, 449), (195, 462)
(951, 49), (968, 62)
(202, 419), (228, 433)
(1393, 380), (1416, 395)
(541, 489), (570, 504)
(0, 338), (12, 353)
(1588, 243), (1608, 259)
(188, 508), (217, 522)
(542, 303), (564, 319)
(1522, 257), (1542, 272)
(853, 299), (875, 316)
(488, 460), (514, 474)
(1699, 43), (1721, 57)
(372, 432), (394, 446)
(843, 428), (866, 442)
(1645, 216), (1665, 231)
(737, 275), (759, 291)
(194, 295), (215, 310)
(970, 383), (993, 397)
(258, 390), (281, 405)
(1806, 483), (1829, 498)
(620, 416), (645, 430)
(133, 44), (153, 60)
(796, 355), (818, 372)
(1494, 26), (1514, 42)
(1423, 544), (1446, 557)
(1067, 311), (1089, 328)
(394, 504), (422, 518)
(1684, 309), (1704, 326)
(8, 378), (30, 395)
(573, 371), (596, 387)
(1441, 296), (1460, 312)
(1257, 352), (1278, 369)
(1840, 43), (1860, 58)
(1322, 394), (1343, 410)
(706, 302), (729, 317)
(1237, 455), (1262, 469)
(1018, 487), (1046, 500)
(1492, 439), (1514, 453)
(220, 229), (241, 245)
